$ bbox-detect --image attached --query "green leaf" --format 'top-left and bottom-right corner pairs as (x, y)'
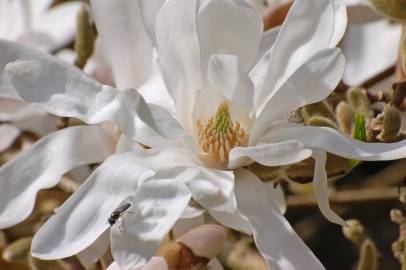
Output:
(349, 113), (367, 168)
(353, 113), (367, 142)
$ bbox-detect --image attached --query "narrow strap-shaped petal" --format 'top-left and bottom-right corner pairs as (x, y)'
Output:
(235, 168), (325, 270)
(312, 149), (346, 226)
(253, 0), (346, 112)
(31, 148), (196, 259)
(229, 140), (312, 169)
(268, 124), (406, 161)
(250, 48), (345, 143)
(5, 56), (193, 148)
(91, 0), (153, 89)
(0, 125), (115, 229)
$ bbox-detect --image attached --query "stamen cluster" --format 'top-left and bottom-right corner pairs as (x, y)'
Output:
(197, 102), (247, 163)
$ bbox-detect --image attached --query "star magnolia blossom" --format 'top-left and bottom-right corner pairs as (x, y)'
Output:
(1, 0), (406, 270)
(0, 0), (80, 152)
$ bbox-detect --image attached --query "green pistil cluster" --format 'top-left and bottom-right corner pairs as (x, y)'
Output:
(214, 102), (232, 134)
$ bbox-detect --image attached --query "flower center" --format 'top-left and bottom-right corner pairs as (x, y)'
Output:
(197, 102), (247, 163)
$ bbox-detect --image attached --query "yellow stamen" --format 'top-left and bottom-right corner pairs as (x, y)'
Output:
(196, 102), (247, 163)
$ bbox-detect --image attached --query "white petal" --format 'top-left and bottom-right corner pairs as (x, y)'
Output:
(252, 26), (280, 68)
(83, 39), (115, 86)
(186, 167), (235, 211)
(173, 214), (205, 238)
(0, 39), (48, 100)
(138, 0), (165, 45)
(76, 230), (110, 268)
(0, 125), (114, 229)
(253, 0), (347, 112)
(0, 98), (57, 136)
(265, 182), (287, 214)
(250, 48), (345, 143)
(30, 0), (53, 19)
(197, 0), (263, 70)
(111, 179), (191, 269)
(229, 140), (312, 169)
(138, 75), (175, 116)
(342, 20), (401, 86)
(32, 148), (195, 259)
(312, 149), (346, 226)
(33, 2), (81, 52)
(269, 124), (406, 161)
(209, 209), (251, 234)
(0, 124), (20, 153)
(111, 233), (160, 270)
(115, 135), (143, 154)
(155, 0), (202, 130)
(5, 56), (192, 148)
(125, 179), (191, 242)
(208, 54), (254, 112)
(90, 0), (152, 89)
(235, 168), (325, 270)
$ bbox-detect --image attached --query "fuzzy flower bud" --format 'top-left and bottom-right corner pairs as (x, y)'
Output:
(74, 3), (96, 69)
(342, 219), (366, 246)
(378, 105), (401, 142)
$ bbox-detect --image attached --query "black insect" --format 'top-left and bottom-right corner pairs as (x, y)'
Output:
(108, 202), (132, 226)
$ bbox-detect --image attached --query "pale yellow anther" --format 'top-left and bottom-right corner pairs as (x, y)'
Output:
(197, 102), (248, 163)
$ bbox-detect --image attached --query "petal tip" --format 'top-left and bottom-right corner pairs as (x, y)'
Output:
(177, 224), (226, 259)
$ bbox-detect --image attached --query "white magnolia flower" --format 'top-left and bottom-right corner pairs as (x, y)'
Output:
(1, 0), (406, 270)
(0, 0), (81, 152)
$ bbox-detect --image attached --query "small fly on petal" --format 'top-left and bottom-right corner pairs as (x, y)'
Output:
(108, 202), (132, 226)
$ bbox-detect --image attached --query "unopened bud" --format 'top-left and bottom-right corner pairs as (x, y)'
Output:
(356, 239), (379, 270)
(74, 3), (96, 69)
(342, 219), (366, 245)
(378, 105), (401, 142)
(390, 209), (405, 224)
(392, 81), (406, 109)
(306, 115), (338, 129)
(368, 0), (406, 20)
(301, 101), (336, 122)
(2, 237), (32, 262)
(28, 256), (69, 270)
(346, 87), (372, 118)
(336, 101), (354, 134)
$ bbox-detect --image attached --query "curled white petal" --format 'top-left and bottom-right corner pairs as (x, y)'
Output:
(0, 125), (114, 229)
(235, 168), (325, 270)
(312, 149), (346, 226)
